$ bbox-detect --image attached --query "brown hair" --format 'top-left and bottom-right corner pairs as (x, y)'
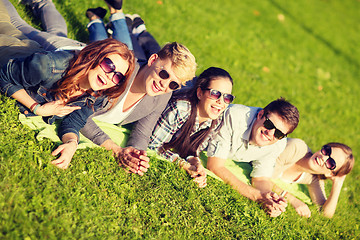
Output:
(53, 39), (135, 103)
(263, 97), (299, 134)
(328, 142), (355, 176)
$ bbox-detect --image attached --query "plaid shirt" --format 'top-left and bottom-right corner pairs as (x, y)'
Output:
(149, 99), (222, 161)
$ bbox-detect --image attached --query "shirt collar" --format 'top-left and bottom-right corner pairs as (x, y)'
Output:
(242, 108), (261, 147)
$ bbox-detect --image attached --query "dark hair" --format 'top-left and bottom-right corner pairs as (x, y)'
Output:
(162, 67), (233, 158)
(53, 39), (135, 104)
(263, 97), (299, 134)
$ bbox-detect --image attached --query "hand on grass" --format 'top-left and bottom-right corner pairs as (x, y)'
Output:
(36, 100), (81, 117)
(183, 156), (207, 188)
(116, 146), (150, 176)
(51, 141), (77, 169)
(291, 197), (311, 218)
(258, 192), (287, 217)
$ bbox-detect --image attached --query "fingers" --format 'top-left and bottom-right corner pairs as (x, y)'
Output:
(295, 204), (311, 218)
(117, 148), (150, 176)
(56, 106), (81, 117)
(193, 174), (207, 188)
(51, 158), (69, 169)
(51, 145), (64, 156)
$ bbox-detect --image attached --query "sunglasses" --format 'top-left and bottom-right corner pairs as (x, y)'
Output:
(205, 88), (235, 104)
(263, 115), (287, 140)
(156, 67), (181, 90)
(320, 145), (336, 170)
(100, 57), (126, 85)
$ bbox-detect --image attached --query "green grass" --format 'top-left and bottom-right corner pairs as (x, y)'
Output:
(1, 0), (360, 239)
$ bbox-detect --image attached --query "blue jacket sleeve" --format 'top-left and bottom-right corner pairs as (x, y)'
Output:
(57, 97), (107, 140)
(0, 51), (74, 96)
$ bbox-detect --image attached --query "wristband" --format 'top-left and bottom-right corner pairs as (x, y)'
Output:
(170, 153), (180, 163)
(30, 102), (38, 112)
(66, 139), (78, 147)
(280, 190), (288, 197)
(33, 104), (41, 115)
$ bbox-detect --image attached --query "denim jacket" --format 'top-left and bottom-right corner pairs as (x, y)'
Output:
(0, 50), (107, 140)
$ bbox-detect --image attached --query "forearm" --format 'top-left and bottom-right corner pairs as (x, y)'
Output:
(11, 89), (38, 110)
(252, 177), (273, 193)
(321, 180), (344, 218)
(101, 139), (121, 152)
(80, 117), (110, 146)
(208, 163), (262, 201)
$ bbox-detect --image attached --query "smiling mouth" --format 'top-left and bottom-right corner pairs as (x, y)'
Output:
(97, 75), (107, 86)
(152, 81), (161, 93)
(261, 130), (271, 141)
(211, 105), (222, 114)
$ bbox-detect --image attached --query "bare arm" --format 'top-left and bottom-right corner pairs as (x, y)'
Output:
(272, 183), (311, 218)
(318, 175), (346, 218)
(207, 156), (287, 217)
(207, 156), (266, 201)
(252, 177), (274, 193)
(11, 90), (80, 116)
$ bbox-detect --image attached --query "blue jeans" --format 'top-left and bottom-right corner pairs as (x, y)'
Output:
(87, 12), (133, 50)
(2, 0), (86, 51)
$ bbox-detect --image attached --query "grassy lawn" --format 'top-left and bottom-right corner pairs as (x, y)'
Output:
(1, 0), (360, 239)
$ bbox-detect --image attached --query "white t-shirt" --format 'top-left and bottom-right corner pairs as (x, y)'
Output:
(94, 76), (141, 124)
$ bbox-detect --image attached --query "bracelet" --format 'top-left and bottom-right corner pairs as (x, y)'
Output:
(186, 156), (195, 161)
(30, 102), (38, 112)
(170, 153), (180, 163)
(33, 104), (41, 115)
(280, 190), (288, 197)
(66, 139), (78, 147)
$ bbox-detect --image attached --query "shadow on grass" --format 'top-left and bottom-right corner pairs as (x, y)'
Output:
(269, 0), (360, 69)
(55, 2), (89, 43)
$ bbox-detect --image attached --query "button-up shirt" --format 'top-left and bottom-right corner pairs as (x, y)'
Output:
(207, 104), (287, 178)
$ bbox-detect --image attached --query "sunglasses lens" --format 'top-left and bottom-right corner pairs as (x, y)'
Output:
(326, 158), (336, 170)
(274, 130), (285, 140)
(159, 69), (170, 79)
(223, 94), (235, 104)
(264, 118), (286, 139)
(100, 58), (115, 73)
(112, 72), (126, 85)
(169, 81), (180, 90)
(263, 119), (275, 130)
(321, 145), (332, 156)
(209, 89), (221, 100)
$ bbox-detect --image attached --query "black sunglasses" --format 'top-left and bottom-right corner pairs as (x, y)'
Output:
(263, 115), (287, 140)
(205, 88), (235, 104)
(100, 57), (126, 85)
(320, 145), (337, 170)
(156, 67), (181, 90)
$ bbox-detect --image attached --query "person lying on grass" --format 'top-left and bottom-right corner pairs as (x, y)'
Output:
(0, 3), (135, 169)
(206, 98), (300, 217)
(149, 67), (234, 188)
(6, 0), (197, 173)
(270, 138), (355, 218)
